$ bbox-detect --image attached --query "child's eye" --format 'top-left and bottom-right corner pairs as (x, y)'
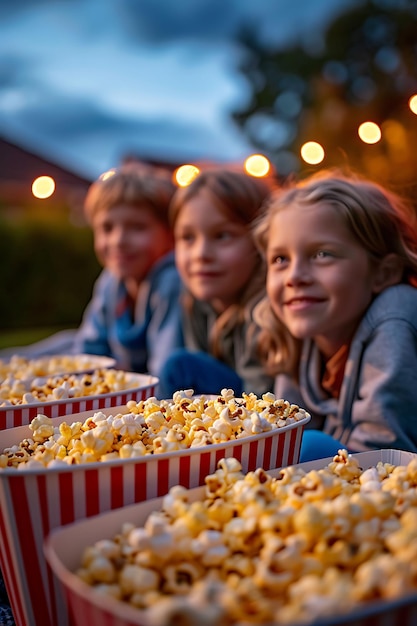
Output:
(130, 222), (148, 232)
(314, 250), (332, 259)
(216, 231), (233, 241)
(269, 254), (287, 266)
(176, 232), (194, 243)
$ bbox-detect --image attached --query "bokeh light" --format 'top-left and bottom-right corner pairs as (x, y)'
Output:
(174, 164), (200, 187)
(358, 121), (381, 144)
(409, 94), (417, 115)
(32, 176), (55, 199)
(244, 154), (271, 177)
(300, 141), (325, 165)
(99, 169), (117, 181)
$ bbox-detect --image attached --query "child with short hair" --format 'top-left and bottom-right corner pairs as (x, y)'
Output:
(73, 163), (183, 377)
(253, 168), (417, 460)
(157, 168), (275, 397)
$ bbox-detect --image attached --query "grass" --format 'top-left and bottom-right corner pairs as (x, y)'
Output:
(0, 326), (74, 350)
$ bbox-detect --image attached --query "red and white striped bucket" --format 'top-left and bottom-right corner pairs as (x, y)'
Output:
(0, 373), (158, 430)
(44, 450), (417, 626)
(0, 413), (309, 626)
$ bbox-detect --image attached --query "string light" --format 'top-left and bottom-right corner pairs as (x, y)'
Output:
(32, 176), (55, 199)
(300, 141), (325, 165)
(244, 154), (271, 177)
(409, 94), (417, 115)
(26, 94), (417, 195)
(358, 121), (381, 144)
(99, 169), (117, 181)
(174, 164), (200, 187)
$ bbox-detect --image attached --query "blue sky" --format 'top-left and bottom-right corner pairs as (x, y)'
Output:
(0, 0), (359, 179)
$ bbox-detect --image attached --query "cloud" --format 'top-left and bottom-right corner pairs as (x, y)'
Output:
(0, 86), (252, 178)
(0, 0), (362, 178)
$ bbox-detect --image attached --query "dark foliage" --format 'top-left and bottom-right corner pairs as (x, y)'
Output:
(232, 0), (417, 200)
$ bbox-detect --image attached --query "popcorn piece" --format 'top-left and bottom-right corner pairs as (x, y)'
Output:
(29, 414), (55, 442)
(0, 389), (309, 469)
(119, 565), (160, 595)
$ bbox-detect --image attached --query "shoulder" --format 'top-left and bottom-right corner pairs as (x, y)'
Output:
(151, 251), (176, 272)
(360, 284), (417, 333)
(92, 269), (119, 293)
(149, 252), (181, 292)
(369, 284), (417, 318)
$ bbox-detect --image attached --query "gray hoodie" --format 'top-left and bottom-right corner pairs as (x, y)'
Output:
(274, 284), (417, 452)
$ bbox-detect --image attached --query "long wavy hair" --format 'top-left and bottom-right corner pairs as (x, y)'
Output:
(253, 168), (417, 378)
(170, 168), (275, 358)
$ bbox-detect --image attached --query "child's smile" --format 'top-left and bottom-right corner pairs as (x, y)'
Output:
(266, 202), (384, 359)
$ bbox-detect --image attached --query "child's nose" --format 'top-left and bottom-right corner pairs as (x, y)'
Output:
(194, 236), (211, 258)
(286, 258), (311, 285)
(112, 227), (128, 244)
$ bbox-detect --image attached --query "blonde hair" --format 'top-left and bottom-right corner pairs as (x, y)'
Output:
(84, 163), (176, 226)
(253, 168), (417, 377)
(170, 168), (275, 358)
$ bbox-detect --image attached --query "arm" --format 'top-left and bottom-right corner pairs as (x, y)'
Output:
(146, 266), (184, 377)
(72, 271), (112, 357)
(342, 319), (417, 452)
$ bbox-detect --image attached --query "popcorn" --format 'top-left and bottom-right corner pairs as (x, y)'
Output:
(119, 565), (160, 595)
(75, 453), (417, 625)
(0, 389), (309, 469)
(0, 354), (115, 383)
(0, 367), (146, 407)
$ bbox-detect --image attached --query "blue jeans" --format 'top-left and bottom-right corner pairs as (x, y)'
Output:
(158, 352), (344, 465)
(157, 349), (243, 398)
(299, 430), (346, 463)
(0, 571), (14, 626)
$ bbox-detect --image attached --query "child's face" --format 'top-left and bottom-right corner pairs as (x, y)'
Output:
(92, 204), (173, 283)
(174, 189), (258, 313)
(266, 201), (382, 358)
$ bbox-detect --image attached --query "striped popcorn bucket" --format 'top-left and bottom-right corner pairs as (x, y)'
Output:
(44, 450), (417, 626)
(0, 373), (159, 430)
(0, 413), (309, 626)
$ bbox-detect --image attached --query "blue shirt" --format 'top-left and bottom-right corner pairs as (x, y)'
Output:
(73, 252), (184, 377)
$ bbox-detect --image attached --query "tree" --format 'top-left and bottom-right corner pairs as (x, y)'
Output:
(232, 0), (417, 199)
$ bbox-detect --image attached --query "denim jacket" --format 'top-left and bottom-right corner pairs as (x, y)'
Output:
(73, 252), (183, 377)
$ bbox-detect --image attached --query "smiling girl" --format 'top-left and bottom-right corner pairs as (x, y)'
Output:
(157, 168), (275, 397)
(254, 168), (417, 459)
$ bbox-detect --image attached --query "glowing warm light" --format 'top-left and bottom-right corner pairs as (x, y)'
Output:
(358, 121), (381, 144)
(300, 141), (325, 165)
(244, 154), (270, 177)
(99, 169), (117, 181)
(32, 176), (55, 199)
(174, 164), (200, 187)
(409, 94), (417, 115)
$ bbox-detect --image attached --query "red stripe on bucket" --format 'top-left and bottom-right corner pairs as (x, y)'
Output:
(231, 444), (243, 464)
(110, 466), (124, 509)
(134, 462), (147, 502)
(157, 458), (170, 497)
(199, 451), (211, 485)
(59, 472), (75, 525)
(85, 469), (100, 517)
(179, 455), (191, 488)
(248, 439), (259, 471)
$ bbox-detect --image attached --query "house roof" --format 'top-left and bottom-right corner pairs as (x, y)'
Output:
(0, 136), (92, 187)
